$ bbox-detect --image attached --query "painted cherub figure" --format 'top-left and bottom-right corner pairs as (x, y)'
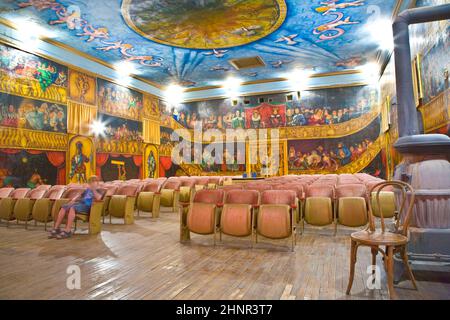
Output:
(77, 24), (109, 42)
(315, 0), (365, 15)
(313, 12), (359, 40)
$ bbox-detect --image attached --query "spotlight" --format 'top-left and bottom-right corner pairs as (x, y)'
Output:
(90, 119), (107, 137)
(287, 69), (311, 91)
(359, 63), (379, 83)
(13, 18), (53, 50)
(223, 77), (241, 98)
(165, 84), (185, 105)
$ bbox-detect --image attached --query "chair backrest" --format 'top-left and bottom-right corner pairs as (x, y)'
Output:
(10, 188), (30, 199)
(142, 181), (162, 192)
(35, 184), (51, 191)
(208, 177), (222, 185)
(0, 187), (14, 198)
(368, 181), (415, 236)
(180, 179), (196, 188)
(193, 189), (224, 205)
(335, 184), (367, 199)
(45, 186), (66, 200)
(272, 183), (304, 199)
(104, 185), (118, 196)
(116, 184), (139, 196)
(162, 180), (181, 191)
(221, 184), (243, 190)
(27, 188), (47, 200)
(260, 190), (296, 206)
(62, 187), (86, 200)
(245, 183), (272, 192)
(305, 185), (334, 198)
(196, 177), (210, 185)
(225, 190), (259, 206)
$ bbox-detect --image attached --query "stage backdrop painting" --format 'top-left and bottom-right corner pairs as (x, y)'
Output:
(97, 78), (143, 120)
(68, 70), (96, 105)
(67, 136), (95, 184)
(0, 43), (68, 103)
(0, 93), (67, 132)
(97, 154), (141, 182)
(0, 148), (65, 188)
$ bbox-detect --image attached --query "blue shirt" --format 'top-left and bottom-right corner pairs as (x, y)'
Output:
(82, 189), (94, 207)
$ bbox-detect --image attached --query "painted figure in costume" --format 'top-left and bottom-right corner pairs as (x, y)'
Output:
(147, 151), (156, 178)
(75, 73), (91, 103)
(69, 142), (90, 183)
(269, 107), (282, 127)
(335, 142), (352, 166)
(250, 110), (261, 128)
(313, 12), (359, 41)
(27, 172), (44, 189)
(231, 110), (245, 129)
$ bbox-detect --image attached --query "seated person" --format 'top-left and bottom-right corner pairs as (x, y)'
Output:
(49, 176), (103, 239)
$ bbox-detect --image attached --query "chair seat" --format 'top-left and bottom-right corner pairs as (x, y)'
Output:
(350, 230), (408, 246)
(75, 214), (89, 222)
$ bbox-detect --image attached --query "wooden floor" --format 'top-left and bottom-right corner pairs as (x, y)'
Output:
(0, 210), (449, 300)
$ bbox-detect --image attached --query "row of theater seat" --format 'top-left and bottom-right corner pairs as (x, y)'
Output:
(0, 173), (394, 244)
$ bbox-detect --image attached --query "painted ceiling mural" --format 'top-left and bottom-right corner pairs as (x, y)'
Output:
(0, 0), (399, 88)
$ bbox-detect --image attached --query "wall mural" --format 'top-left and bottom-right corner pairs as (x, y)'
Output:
(2, 0), (399, 87)
(0, 93), (67, 133)
(98, 153), (141, 182)
(68, 136), (94, 184)
(96, 113), (144, 154)
(144, 144), (158, 179)
(0, 44), (67, 103)
(0, 148), (65, 187)
(97, 78), (143, 120)
(166, 85), (378, 131)
(68, 69), (96, 105)
(287, 118), (380, 172)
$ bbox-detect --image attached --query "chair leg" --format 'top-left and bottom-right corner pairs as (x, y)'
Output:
(386, 245), (398, 300)
(371, 247), (378, 273)
(346, 240), (358, 295)
(401, 246), (418, 290)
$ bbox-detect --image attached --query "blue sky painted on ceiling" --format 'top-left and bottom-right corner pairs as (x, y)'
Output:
(0, 0), (399, 88)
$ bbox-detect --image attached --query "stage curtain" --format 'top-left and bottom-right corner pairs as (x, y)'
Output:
(159, 156), (172, 177)
(46, 151), (66, 185)
(68, 101), (97, 136)
(133, 155), (143, 178)
(96, 153), (109, 178)
(143, 119), (160, 145)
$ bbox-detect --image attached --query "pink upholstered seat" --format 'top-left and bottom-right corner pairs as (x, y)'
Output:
(256, 190), (297, 251)
(245, 183), (272, 192)
(0, 188), (14, 199)
(185, 189), (225, 242)
(142, 181), (162, 193)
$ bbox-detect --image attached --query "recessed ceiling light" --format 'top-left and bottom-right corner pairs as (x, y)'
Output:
(165, 84), (185, 105)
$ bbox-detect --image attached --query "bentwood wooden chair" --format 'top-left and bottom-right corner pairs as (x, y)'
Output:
(346, 181), (418, 300)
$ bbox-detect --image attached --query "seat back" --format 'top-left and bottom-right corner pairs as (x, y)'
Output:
(261, 189), (296, 207)
(272, 183), (304, 199)
(225, 190), (259, 206)
(142, 181), (162, 193)
(162, 180), (181, 191)
(10, 188), (31, 199)
(62, 187), (86, 200)
(221, 184), (243, 190)
(335, 184), (367, 199)
(0, 188), (14, 199)
(116, 184), (139, 197)
(305, 185), (334, 198)
(194, 189), (224, 204)
(45, 186), (66, 200)
(368, 181), (415, 236)
(35, 184), (52, 191)
(245, 183), (272, 192)
(27, 188), (47, 200)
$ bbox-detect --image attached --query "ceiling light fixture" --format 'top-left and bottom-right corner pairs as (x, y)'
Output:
(365, 18), (394, 51)
(13, 18), (53, 50)
(359, 63), (380, 84)
(288, 69), (311, 91)
(223, 77), (242, 98)
(165, 84), (185, 106)
(90, 119), (107, 137)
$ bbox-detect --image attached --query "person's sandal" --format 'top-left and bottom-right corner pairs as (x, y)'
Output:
(56, 230), (72, 240)
(48, 228), (61, 239)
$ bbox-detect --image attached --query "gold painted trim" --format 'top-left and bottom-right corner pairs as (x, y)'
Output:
(184, 70), (363, 93)
(121, 0), (287, 50)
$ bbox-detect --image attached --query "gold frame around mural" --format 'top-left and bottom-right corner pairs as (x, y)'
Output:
(288, 136), (382, 175)
(419, 89), (450, 133)
(66, 135), (96, 184)
(0, 126), (68, 151)
(143, 144), (159, 179)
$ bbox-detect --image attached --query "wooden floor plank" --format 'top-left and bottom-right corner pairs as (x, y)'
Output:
(0, 211), (449, 300)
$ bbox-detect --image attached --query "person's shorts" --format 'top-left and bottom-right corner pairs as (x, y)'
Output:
(62, 202), (91, 215)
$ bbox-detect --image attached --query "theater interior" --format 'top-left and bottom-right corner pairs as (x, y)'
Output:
(0, 0), (449, 302)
